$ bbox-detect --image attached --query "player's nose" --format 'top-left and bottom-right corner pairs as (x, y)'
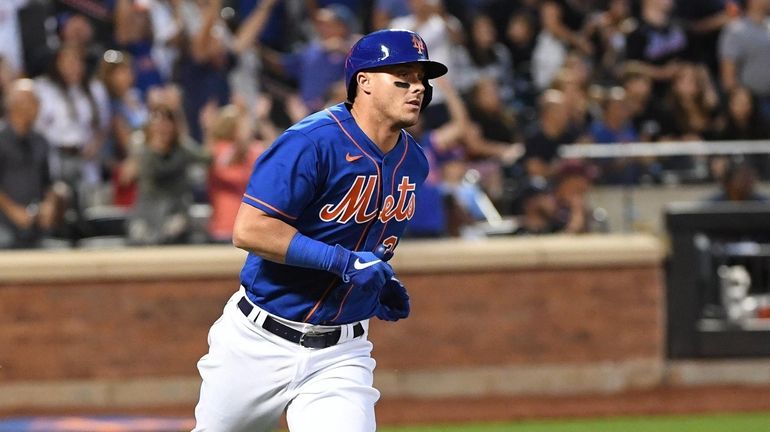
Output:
(411, 79), (425, 94)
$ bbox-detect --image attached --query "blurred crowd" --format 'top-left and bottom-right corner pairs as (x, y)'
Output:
(1, 0), (770, 248)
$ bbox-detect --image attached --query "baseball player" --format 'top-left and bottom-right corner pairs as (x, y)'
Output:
(193, 29), (448, 432)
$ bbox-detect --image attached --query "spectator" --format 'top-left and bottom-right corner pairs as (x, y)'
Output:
(391, 0), (464, 126)
(0, 0), (30, 77)
(114, 0), (165, 97)
(584, 0), (634, 84)
(463, 77), (524, 201)
(144, 0), (187, 82)
(205, 104), (265, 243)
(175, 0), (239, 143)
(17, 0), (53, 78)
(512, 176), (559, 235)
(0, 56), (16, 119)
(455, 13), (515, 101)
(551, 160), (601, 233)
(406, 77), (472, 238)
(465, 77), (520, 158)
(718, 0), (770, 122)
(676, 0), (733, 77)
(504, 10), (538, 108)
(262, 4), (357, 113)
(621, 65), (676, 142)
(54, 0), (114, 46)
(590, 87), (638, 145)
(667, 63), (722, 140)
(625, 0), (688, 97)
(521, 89), (576, 177)
(124, 104), (209, 245)
(99, 50), (148, 206)
(34, 43), (110, 212)
(708, 159), (769, 202)
(58, 13), (105, 77)
(0, 79), (67, 249)
(720, 86), (770, 141)
(531, 0), (593, 90)
(230, 0), (282, 114)
(234, 0), (295, 52)
(589, 87), (649, 184)
(716, 86), (770, 179)
(485, 0), (540, 43)
(372, 0), (410, 30)
(551, 63), (592, 133)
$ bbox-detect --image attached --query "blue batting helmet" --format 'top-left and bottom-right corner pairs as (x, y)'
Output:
(345, 29), (448, 109)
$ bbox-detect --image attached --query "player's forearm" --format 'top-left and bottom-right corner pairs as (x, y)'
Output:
(232, 203), (296, 263)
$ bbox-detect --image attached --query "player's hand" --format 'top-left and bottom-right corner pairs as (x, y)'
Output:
(376, 277), (410, 321)
(331, 245), (394, 292)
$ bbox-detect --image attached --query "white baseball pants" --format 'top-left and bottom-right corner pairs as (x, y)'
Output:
(193, 288), (380, 432)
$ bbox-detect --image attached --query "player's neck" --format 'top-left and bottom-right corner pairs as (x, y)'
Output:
(350, 104), (401, 153)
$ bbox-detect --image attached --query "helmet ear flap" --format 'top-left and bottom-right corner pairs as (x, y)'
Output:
(346, 81), (357, 104)
(421, 79), (433, 111)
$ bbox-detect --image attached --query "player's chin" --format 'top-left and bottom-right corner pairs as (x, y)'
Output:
(399, 107), (421, 126)
(396, 114), (419, 129)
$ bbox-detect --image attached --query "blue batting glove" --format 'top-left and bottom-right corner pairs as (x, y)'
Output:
(329, 245), (394, 291)
(376, 276), (410, 321)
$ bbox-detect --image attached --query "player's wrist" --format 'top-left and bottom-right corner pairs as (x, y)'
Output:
(285, 232), (350, 276)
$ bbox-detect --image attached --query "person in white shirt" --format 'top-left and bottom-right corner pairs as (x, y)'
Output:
(0, 0), (29, 77)
(390, 0), (463, 110)
(34, 43), (110, 211)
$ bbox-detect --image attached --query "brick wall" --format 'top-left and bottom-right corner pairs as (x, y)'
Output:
(0, 235), (666, 409)
(371, 266), (664, 369)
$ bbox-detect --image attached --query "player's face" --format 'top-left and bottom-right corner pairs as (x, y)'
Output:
(370, 64), (426, 128)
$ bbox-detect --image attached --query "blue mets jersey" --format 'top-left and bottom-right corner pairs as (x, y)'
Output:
(240, 102), (429, 325)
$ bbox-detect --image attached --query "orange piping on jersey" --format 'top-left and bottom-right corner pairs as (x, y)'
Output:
(331, 284), (356, 322)
(243, 193), (299, 220)
(325, 109), (382, 202)
(305, 110), (383, 324)
(303, 278), (338, 323)
(301, 216), (376, 324)
(375, 131), (409, 246)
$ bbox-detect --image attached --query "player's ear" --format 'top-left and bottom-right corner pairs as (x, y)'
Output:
(357, 71), (373, 96)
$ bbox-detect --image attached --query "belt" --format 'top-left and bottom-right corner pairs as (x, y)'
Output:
(237, 296), (364, 349)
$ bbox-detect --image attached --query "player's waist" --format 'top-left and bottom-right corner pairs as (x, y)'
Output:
(237, 287), (367, 349)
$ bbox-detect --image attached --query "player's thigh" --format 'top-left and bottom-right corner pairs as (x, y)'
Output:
(286, 351), (379, 432)
(194, 304), (294, 432)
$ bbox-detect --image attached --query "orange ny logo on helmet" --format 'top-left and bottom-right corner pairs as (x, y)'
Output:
(411, 34), (425, 55)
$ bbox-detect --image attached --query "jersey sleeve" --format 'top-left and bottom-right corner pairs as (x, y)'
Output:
(242, 130), (320, 222)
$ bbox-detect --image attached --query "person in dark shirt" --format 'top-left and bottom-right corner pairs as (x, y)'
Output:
(0, 79), (67, 248)
(625, 0), (688, 97)
(675, 0), (731, 77)
(708, 159), (769, 202)
(522, 89), (576, 177)
(513, 176), (559, 235)
(621, 66), (676, 142)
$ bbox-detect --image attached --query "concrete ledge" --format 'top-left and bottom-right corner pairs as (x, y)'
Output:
(5, 358), (768, 412)
(0, 246), (246, 283)
(0, 359), (662, 411)
(0, 377), (201, 410)
(375, 359), (664, 398)
(0, 234), (664, 283)
(666, 359), (770, 387)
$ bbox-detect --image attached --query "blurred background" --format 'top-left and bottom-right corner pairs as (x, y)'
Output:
(2, 0), (770, 430)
